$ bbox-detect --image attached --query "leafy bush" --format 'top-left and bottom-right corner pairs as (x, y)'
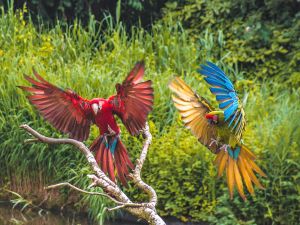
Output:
(127, 86), (300, 224)
(163, 0), (300, 86)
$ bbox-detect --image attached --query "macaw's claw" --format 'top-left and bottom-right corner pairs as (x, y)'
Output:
(209, 138), (219, 147)
(219, 144), (230, 152)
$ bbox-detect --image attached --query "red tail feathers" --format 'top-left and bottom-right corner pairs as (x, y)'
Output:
(90, 136), (134, 186)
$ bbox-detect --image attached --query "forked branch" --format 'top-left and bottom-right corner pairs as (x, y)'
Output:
(20, 123), (165, 225)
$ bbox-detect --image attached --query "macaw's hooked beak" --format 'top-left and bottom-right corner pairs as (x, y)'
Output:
(205, 111), (223, 121)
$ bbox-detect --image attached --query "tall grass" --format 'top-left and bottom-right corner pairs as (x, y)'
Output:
(0, 4), (299, 224)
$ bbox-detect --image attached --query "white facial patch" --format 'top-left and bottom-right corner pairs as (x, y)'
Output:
(92, 103), (99, 114)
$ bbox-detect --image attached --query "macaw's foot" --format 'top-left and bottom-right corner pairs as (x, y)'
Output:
(219, 144), (230, 152)
(209, 138), (219, 147)
(219, 145), (241, 160)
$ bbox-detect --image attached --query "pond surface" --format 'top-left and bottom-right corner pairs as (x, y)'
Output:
(0, 203), (205, 225)
(0, 203), (143, 225)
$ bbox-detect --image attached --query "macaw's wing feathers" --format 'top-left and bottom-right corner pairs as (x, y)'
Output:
(18, 70), (93, 141)
(111, 61), (154, 135)
(198, 61), (246, 140)
(123, 60), (145, 84)
(169, 77), (218, 152)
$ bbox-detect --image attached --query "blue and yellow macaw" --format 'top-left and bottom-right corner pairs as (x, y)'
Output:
(169, 61), (266, 200)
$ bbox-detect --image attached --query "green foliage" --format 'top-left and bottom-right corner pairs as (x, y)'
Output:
(163, 0), (300, 86)
(0, 2), (299, 225)
(4, 190), (46, 215)
(125, 85), (300, 224)
(129, 123), (219, 222)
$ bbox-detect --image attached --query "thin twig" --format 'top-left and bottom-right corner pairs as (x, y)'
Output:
(106, 205), (127, 211)
(45, 182), (145, 208)
(45, 182), (121, 204)
(24, 138), (39, 143)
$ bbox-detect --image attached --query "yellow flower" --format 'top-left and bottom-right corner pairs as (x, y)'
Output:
(0, 49), (4, 57)
(38, 41), (54, 57)
(18, 57), (24, 66)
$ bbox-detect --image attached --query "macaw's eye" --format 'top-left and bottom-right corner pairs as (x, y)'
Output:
(213, 115), (218, 121)
(207, 119), (218, 125)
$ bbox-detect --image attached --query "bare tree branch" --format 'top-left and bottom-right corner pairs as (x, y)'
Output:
(130, 123), (157, 207)
(20, 123), (166, 225)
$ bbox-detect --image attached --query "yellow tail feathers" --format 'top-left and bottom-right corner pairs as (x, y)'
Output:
(214, 145), (266, 200)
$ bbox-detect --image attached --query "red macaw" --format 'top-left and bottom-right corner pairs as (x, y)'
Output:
(169, 61), (266, 200)
(19, 61), (153, 186)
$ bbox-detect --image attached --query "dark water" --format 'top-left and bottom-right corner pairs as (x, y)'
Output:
(0, 203), (205, 225)
(0, 203), (143, 225)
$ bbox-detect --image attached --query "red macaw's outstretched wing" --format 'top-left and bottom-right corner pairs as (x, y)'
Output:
(18, 70), (93, 141)
(110, 61), (154, 135)
(169, 77), (218, 152)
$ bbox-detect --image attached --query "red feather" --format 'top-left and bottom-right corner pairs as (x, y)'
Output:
(114, 151), (127, 186)
(19, 62), (154, 185)
(18, 71), (92, 141)
(110, 63), (154, 135)
(107, 148), (115, 182)
(125, 61), (145, 84)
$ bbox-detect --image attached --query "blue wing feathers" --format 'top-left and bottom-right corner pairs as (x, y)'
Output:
(225, 103), (238, 121)
(228, 110), (239, 127)
(201, 65), (234, 91)
(216, 95), (231, 101)
(219, 100), (233, 109)
(198, 61), (244, 133)
(229, 92), (238, 99)
(200, 71), (227, 83)
(210, 87), (228, 95)
(206, 62), (235, 90)
(204, 77), (225, 87)
(199, 67), (228, 82)
(206, 61), (227, 77)
(202, 62), (235, 90)
(225, 101), (238, 119)
(203, 62), (227, 79)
